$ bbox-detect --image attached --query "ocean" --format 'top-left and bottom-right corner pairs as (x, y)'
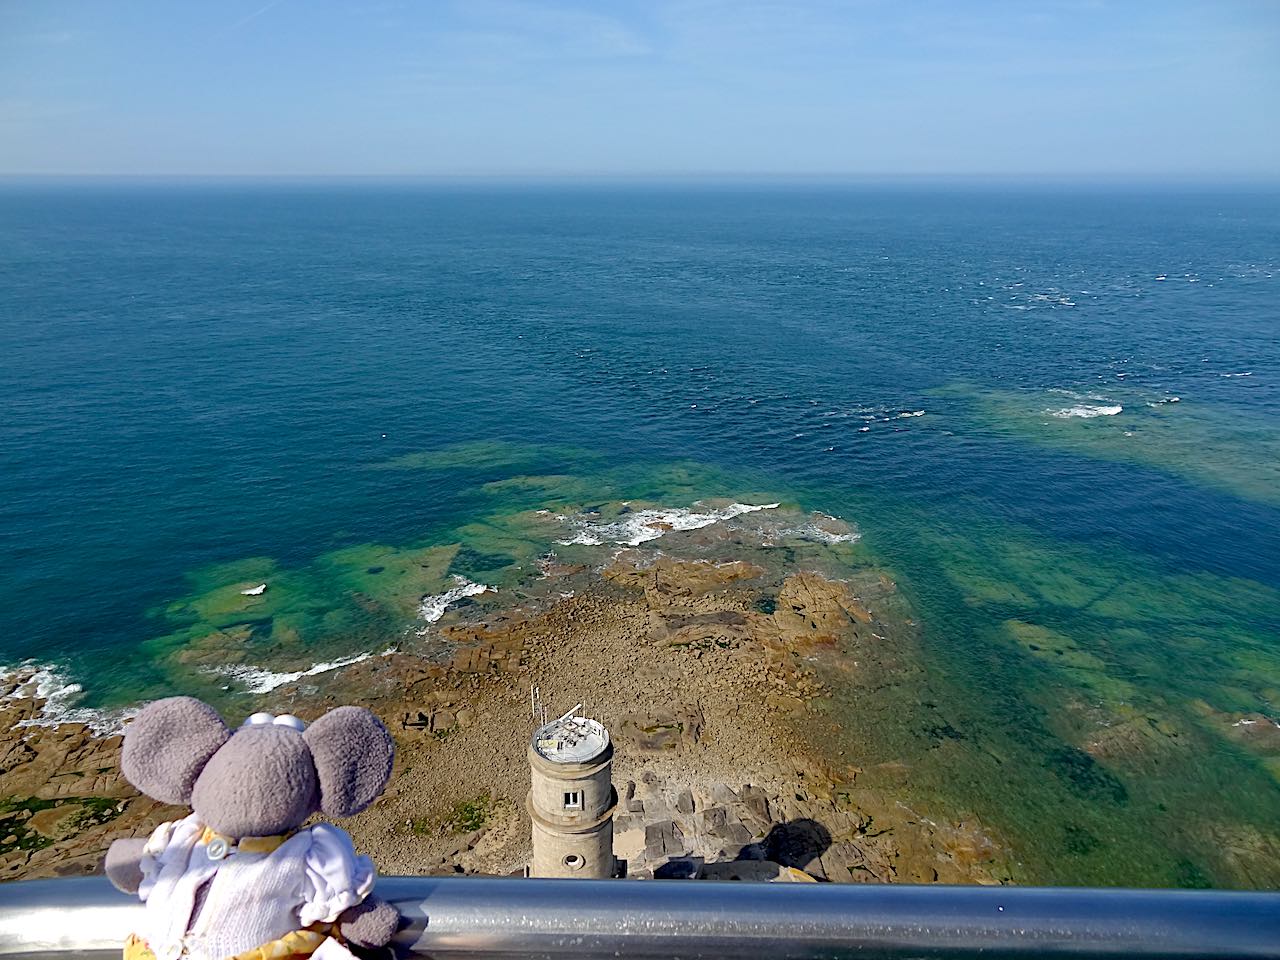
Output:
(1, 181), (1277, 886)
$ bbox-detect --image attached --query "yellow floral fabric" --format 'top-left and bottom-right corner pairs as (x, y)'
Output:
(197, 828), (294, 856)
(226, 924), (332, 960)
(123, 933), (155, 960)
(123, 923), (335, 960)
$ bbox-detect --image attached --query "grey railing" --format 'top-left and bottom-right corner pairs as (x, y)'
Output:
(1, 876), (1278, 959)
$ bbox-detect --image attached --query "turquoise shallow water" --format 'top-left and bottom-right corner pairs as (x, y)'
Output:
(1, 182), (1277, 886)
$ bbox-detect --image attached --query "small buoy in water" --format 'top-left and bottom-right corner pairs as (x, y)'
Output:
(381, 434), (387, 438)
(241, 583), (267, 596)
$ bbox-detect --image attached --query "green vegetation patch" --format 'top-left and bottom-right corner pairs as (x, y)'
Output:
(445, 793), (493, 834)
(0, 796), (124, 856)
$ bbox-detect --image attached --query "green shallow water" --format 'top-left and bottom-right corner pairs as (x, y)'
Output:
(109, 447), (790, 705)
(935, 382), (1280, 506)
(84, 440), (1280, 889)
(810, 494), (1280, 888)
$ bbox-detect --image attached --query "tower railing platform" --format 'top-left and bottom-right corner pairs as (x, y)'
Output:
(1, 875), (1277, 959)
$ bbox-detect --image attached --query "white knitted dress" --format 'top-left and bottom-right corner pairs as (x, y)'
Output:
(135, 814), (374, 960)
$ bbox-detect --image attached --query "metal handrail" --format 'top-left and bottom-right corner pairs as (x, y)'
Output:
(1, 875), (1278, 959)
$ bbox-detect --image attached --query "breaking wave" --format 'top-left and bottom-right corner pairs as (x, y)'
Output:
(750, 510), (863, 546)
(208, 650), (381, 695)
(1050, 404), (1123, 419)
(419, 576), (492, 622)
(558, 501), (780, 546)
(1, 662), (136, 735)
(781, 520), (862, 545)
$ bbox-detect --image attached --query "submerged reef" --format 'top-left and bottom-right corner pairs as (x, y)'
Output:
(3, 444), (1278, 887)
(935, 382), (1280, 506)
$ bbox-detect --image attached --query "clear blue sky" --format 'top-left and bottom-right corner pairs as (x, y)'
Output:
(2, 0), (1277, 177)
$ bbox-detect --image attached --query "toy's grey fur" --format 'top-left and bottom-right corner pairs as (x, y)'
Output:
(305, 706), (396, 818)
(107, 697), (400, 950)
(104, 836), (147, 893)
(191, 725), (320, 837)
(121, 697), (231, 805)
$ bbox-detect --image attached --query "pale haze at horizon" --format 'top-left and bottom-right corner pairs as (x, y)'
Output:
(1, 0), (1277, 178)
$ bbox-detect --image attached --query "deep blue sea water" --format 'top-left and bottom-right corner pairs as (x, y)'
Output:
(1, 182), (1278, 885)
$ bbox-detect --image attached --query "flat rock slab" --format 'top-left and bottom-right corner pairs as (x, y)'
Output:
(618, 703), (705, 753)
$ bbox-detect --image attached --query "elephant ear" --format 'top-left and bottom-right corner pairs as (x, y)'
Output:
(122, 697), (231, 804)
(303, 706), (395, 817)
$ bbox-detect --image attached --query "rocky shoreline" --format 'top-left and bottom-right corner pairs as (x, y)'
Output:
(0, 504), (1013, 885)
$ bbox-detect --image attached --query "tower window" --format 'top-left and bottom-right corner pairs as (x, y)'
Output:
(563, 790), (581, 809)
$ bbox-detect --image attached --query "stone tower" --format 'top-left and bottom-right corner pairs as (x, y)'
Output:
(526, 705), (617, 878)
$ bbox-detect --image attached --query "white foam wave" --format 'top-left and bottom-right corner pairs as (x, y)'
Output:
(1, 662), (136, 734)
(210, 650), (375, 695)
(1050, 404), (1123, 419)
(780, 521), (862, 545)
(1220, 372), (1253, 378)
(740, 509), (861, 546)
(419, 576), (492, 622)
(558, 502), (780, 547)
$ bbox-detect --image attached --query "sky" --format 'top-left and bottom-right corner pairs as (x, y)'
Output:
(1, 0), (1277, 178)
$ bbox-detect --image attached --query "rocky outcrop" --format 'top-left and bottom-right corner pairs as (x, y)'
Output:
(0, 503), (1011, 887)
(0, 681), (183, 881)
(611, 770), (1005, 884)
(604, 555), (765, 607)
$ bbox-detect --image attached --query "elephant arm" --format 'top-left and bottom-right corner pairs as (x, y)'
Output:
(337, 895), (400, 949)
(104, 837), (148, 894)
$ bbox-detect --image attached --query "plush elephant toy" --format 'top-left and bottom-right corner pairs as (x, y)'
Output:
(104, 697), (400, 960)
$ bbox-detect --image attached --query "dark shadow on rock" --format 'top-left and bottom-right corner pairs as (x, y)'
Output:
(654, 856), (706, 879)
(736, 818), (832, 870)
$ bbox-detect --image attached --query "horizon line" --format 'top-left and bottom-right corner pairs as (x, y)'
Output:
(2, 171), (1278, 187)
